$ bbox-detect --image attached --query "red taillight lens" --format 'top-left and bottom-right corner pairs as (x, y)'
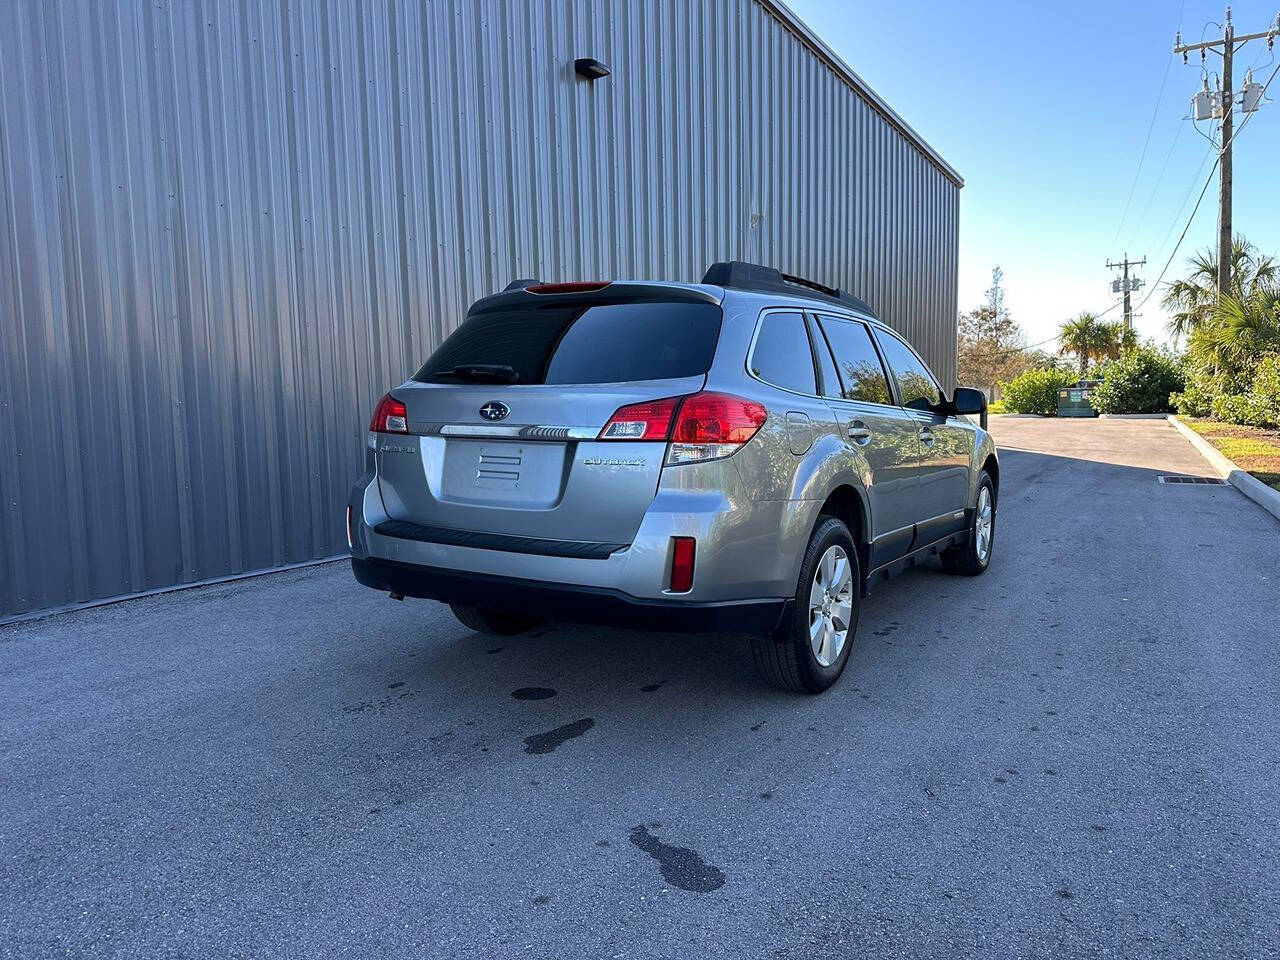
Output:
(670, 537), (696, 593)
(598, 396), (681, 440)
(672, 392), (767, 444)
(370, 393), (408, 433)
(527, 281), (611, 295)
(598, 392), (767, 461)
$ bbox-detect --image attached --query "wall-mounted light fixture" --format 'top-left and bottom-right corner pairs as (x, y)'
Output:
(574, 58), (611, 81)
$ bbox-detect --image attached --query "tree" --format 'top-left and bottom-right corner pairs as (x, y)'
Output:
(1058, 312), (1123, 377)
(957, 266), (1031, 396)
(1201, 287), (1280, 368)
(984, 266), (1007, 327)
(1177, 291), (1280, 420)
(1162, 235), (1279, 341)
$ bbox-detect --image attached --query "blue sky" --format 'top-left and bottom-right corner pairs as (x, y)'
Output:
(787, 0), (1280, 349)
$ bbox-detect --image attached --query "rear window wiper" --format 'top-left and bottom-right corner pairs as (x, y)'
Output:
(431, 363), (520, 384)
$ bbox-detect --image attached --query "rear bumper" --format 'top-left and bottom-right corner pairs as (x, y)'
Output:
(351, 556), (790, 635)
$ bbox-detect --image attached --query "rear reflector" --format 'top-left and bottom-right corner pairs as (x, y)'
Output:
(666, 392), (767, 465)
(670, 537), (696, 592)
(370, 393), (408, 433)
(527, 281), (611, 295)
(599, 396), (681, 440)
(346, 506), (355, 551)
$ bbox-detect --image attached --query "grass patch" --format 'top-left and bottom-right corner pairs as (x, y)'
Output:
(1182, 417), (1280, 490)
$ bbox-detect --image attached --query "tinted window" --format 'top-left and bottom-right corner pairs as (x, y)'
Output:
(749, 311), (817, 394)
(810, 319), (843, 399)
(816, 317), (893, 405)
(415, 301), (722, 385)
(874, 329), (943, 411)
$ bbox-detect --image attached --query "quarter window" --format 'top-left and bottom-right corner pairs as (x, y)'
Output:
(874, 329), (943, 411)
(749, 311), (817, 395)
(816, 316), (894, 406)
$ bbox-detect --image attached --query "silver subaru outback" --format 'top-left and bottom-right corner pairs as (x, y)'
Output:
(349, 262), (997, 693)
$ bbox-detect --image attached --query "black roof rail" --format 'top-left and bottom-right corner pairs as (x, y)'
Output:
(701, 261), (875, 317)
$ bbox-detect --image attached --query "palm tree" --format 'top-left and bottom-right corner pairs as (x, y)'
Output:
(1163, 236), (1279, 340)
(1202, 288), (1280, 367)
(1058, 312), (1122, 377)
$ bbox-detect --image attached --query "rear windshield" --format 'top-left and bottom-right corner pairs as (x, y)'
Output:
(415, 300), (722, 385)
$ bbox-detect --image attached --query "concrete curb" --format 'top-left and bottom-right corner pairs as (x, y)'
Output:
(1166, 415), (1280, 523)
(1099, 413), (1169, 419)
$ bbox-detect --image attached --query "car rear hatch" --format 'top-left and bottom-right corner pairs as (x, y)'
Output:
(374, 284), (723, 547)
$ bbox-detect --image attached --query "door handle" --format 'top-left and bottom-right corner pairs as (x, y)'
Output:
(847, 420), (872, 445)
(918, 427), (935, 446)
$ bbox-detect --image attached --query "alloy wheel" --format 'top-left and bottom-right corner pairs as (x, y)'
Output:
(808, 544), (853, 667)
(975, 486), (993, 563)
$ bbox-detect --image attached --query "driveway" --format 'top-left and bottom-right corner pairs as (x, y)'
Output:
(3, 418), (1278, 958)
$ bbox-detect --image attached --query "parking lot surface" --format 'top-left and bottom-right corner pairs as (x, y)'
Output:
(3, 418), (1278, 958)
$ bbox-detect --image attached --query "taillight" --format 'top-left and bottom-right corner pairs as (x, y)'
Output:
(670, 537), (696, 592)
(666, 392), (767, 465)
(598, 396), (681, 440)
(370, 393), (408, 433)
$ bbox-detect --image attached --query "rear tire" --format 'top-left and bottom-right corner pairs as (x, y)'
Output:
(751, 516), (860, 694)
(449, 604), (541, 636)
(941, 470), (995, 576)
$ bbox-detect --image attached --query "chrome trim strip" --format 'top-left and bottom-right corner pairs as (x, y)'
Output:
(412, 423), (598, 440)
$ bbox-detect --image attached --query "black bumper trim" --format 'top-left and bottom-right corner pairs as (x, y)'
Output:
(351, 556), (790, 635)
(372, 520), (626, 560)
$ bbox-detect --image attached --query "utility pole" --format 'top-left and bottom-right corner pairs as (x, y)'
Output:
(1106, 255), (1146, 331)
(1175, 8), (1278, 299)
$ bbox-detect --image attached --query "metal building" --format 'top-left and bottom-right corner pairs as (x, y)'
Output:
(0, 0), (962, 621)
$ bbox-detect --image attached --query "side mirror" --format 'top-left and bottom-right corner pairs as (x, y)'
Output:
(952, 387), (988, 429)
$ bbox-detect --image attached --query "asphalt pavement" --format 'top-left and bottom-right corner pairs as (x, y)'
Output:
(2, 417), (1278, 959)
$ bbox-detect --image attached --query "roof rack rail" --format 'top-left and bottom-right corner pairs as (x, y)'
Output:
(700, 261), (875, 316)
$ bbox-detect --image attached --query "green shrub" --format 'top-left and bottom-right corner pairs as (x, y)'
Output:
(1170, 377), (1216, 417)
(1248, 355), (1280, 426)
(1211, 392), (1256, 423)
(1090, 347), (1184, 414)
(1209, 354), (1280, 426)
(998, 368), (1077, 415)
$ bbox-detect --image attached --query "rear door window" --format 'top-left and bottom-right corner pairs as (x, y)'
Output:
(873, 328), (943, 411)
(809, 316), (844, 399)
(748, 311), (817, 395)
(416, 300), (722, 385)
(816, 316), (894, 406)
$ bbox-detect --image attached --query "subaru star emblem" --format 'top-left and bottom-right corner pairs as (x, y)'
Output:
(479, 401), (510, 422)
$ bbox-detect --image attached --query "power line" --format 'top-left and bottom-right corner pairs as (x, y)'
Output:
(1110, 54), (1176, 247)
(966, 303), (1130, 362)
(1135, 164), (1218, 315)
(1106, 255), (1148, 330)
(1110, 0), (1188, 248)
(1147, 136), (1216, 268)
(1174, 9), (1280, 297)
(1123, 119), (1186, 251)
(1134, 57), (1280, 315)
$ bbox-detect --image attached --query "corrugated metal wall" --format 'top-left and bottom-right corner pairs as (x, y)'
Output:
(0, 0), (960, 621)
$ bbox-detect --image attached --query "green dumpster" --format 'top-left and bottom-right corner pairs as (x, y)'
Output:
(1057, 380), (1099, 418)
